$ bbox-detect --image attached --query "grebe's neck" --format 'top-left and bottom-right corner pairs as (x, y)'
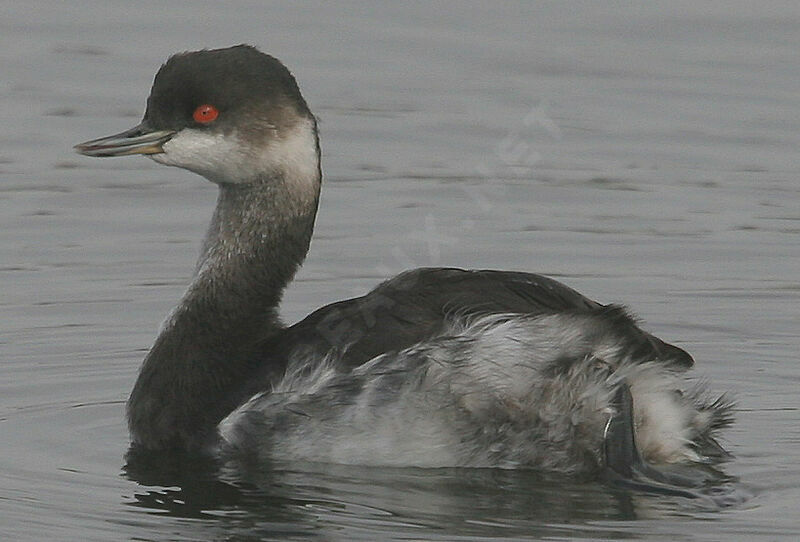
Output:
(196, 177), (319, 320)
(128, 118), (321, 451)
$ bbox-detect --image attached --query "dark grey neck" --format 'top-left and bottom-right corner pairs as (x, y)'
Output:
(127, 165), (320, 451)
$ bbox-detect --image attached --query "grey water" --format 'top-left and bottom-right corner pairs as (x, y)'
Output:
(2, 2), (799, 540)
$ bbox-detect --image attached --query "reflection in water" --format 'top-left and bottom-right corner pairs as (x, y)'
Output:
(6, 1), (799, 539)
(122, 447), (748, 539)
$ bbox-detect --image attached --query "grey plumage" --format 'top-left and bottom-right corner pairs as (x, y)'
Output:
(75, 45), (732, 479)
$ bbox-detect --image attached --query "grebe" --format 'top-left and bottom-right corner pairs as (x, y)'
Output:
(75, 45), (731, 481)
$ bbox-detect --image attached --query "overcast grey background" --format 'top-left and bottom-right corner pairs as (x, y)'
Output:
(2, 2), (799, 540)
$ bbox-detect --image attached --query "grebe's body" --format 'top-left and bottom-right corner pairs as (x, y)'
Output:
(76, 46), (731, 480)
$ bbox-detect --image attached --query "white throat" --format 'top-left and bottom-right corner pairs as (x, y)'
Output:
(151, 116), (320, 205)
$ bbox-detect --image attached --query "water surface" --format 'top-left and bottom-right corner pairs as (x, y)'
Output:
(2, 2), (799, 540)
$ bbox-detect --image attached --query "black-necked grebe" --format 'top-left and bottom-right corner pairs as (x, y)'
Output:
(75, 45), (731, 481)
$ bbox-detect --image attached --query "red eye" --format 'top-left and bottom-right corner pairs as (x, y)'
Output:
(193, 104), (219, 124)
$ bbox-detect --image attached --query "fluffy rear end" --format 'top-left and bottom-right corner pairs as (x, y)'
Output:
(220, 310), (732, 473)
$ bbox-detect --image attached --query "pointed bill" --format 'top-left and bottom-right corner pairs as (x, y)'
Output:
(74, 123), (175, 157)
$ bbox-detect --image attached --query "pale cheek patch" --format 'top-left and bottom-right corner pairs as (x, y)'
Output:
(262, 117), (320, 204)
(151, 130), (247, 184)
(149, 118), (319, 197)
